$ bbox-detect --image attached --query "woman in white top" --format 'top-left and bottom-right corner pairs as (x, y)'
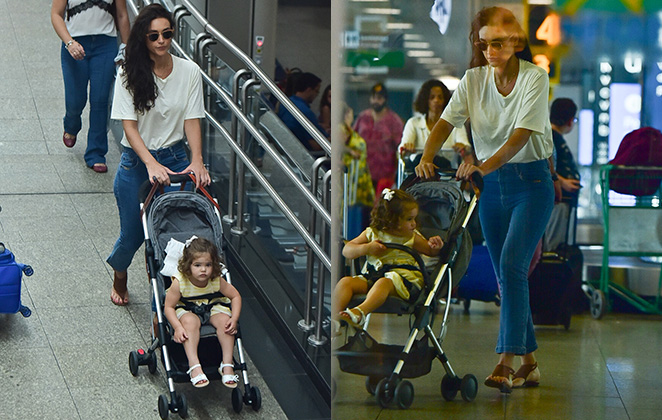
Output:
(107, 4), (211, 306)
(416, 7), (561, 394)
(51, 0), (130, 172)
(400, 79), (472, 172)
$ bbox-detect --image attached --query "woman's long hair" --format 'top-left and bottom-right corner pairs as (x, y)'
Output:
(468, 7), (532, 69)
(413, 79), (451, 115)
(122, 4), (174, 114)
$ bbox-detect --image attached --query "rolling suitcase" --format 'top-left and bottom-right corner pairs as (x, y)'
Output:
(0, 242), (34, 317)
(528, 202), (584, 329)
(456, 244), (500, 313)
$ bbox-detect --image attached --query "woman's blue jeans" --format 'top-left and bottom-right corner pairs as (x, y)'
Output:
(60, 35), (117, 166)
(107, 143), (190, 272)
(479, 159), (554, 355)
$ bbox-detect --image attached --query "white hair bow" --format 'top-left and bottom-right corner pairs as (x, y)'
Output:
(381, 188), (395, 201)
(184, 235), (198, 248)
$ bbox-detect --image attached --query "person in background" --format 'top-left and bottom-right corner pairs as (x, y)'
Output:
(51, 0), (131, 173)
(319, 84), (331, 134)
(353, 82), (404, 196)
(416, 6), (560, 393)
(277, 72), (329, 151)
(107, 4), (210, 306)
(544, 98), (581, 251)
(400, 79), (474, 174)
(341, 102), (375, 238)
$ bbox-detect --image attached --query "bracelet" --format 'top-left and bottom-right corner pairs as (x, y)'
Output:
(65, 40), (74, 49)
(551, 173), (559, 181)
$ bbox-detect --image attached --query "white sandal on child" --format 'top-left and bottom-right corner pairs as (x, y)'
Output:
(187, 364), (209, 388)
(339, 307), (366, 329)
(219, 363), (239, 388)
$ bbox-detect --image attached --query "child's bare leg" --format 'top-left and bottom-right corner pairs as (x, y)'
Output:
(210, 313), (236, 378)
(180, 313), (205, 382)
(355, 277), (397, 315)
(332, 276), (368, 317)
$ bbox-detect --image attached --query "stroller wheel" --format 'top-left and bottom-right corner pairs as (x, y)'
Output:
(129, 351), (140, 377)
(250, 386), (261, 411)
(232, 387), (243, 413)
(148, 351), (158, 374)
(365, 376), (381, 395)
(441, 374), (459, 401)
(177, 394), (188, 419)
(158, 394), (170, 419)
(375, 378), (394, 408)
(394, 380), (414, 409)
(460, 374), (478, 402)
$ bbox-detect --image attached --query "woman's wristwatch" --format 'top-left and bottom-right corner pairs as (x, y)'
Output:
(65, 40), (74, 50)
(551, 173), (559, 181)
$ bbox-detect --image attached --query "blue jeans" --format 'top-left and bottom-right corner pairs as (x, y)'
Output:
(61, 35), (117, 166)
(107, 143), (190, 272)
(479, 159), (554, 355)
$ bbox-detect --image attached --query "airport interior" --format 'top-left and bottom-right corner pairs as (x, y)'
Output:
(1, 0), (662, 420)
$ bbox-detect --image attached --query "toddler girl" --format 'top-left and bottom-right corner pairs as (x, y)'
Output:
(164, 237), (241, 388)
(333, 188), (443, 329)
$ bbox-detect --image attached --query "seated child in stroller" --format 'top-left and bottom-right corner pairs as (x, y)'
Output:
(333, 188), (443, 330)
(164, 237), (242, 389)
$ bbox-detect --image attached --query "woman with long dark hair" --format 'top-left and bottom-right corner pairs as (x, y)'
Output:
(416, 7), (560, 393)
(107, 3), (210, 306)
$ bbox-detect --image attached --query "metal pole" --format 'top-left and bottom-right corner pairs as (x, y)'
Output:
(309, 166), (332, 346)
(298, 156), (330, 331)
(232, 78), (260, 235)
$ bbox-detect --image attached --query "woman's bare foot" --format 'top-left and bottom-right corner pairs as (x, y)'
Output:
(111, 271), (129, 306)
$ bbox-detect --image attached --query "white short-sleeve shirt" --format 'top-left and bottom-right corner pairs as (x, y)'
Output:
(111, 55), (205, 150)
(400, 113), (470, 152)
(65, 0), (116, 37)
(441, 59), (553, 163)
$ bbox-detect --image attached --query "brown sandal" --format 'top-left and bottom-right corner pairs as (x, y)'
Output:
(484, 364), (514, 393)
(512, 362), (540, 388)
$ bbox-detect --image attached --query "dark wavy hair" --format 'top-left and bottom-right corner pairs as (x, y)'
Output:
(122, 4), (174, 114)
(320, 84), (331, 111)
(469, 7), (532, 69)
(414, 79), (451, 115)
(177, 237), (222, 280)
(370, 189), (418, 232)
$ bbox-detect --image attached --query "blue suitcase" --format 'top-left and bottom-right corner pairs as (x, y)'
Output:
(0, 243), (33, 317)
(456, 245), (500, 313)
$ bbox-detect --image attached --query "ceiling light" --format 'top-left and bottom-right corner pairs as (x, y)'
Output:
(404, 34), (424, 40)
(416, 57), (443, 64)
(438, 75), (461, 90)
(527, 0), (553, 4)
(404, 41), (430, 49)
(386, 22), (413, 30)
(364, 8), (401, 15)
(407, 50), (435, 57)
(350, 0), (388, 2)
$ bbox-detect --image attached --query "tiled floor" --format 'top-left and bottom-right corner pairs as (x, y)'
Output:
(332, 298), (662, 420)
(0, 0), (299, 419)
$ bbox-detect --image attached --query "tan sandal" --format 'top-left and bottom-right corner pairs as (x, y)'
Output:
(484, 364), (514, 393)
(512, 362), (540, 388)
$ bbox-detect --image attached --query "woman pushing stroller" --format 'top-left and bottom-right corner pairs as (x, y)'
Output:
(107, 3), (211, 306)
(333, 188), (443, 330)
(416, 6), (560, 393)
(164, 237), (241, 389)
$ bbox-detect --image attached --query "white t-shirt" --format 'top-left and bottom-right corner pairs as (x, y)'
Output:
(65, 0), (116, 38)
(441, 59), (553, 163)
(111, 55), (205, 150)
(400, 113), (470, 151)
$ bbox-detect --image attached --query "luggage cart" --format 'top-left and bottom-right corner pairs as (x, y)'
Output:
(584, 165), (662, 319)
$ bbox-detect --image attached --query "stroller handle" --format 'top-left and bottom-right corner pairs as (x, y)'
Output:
(401, 169), (484, 194)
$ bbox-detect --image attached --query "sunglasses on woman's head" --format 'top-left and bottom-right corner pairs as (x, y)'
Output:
(147, 29), (174, 42)
(473, 37), (512, 51)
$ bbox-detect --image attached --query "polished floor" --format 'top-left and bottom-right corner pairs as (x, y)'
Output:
(332, 299), (662, 420)
(0, 0), (327, 419)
